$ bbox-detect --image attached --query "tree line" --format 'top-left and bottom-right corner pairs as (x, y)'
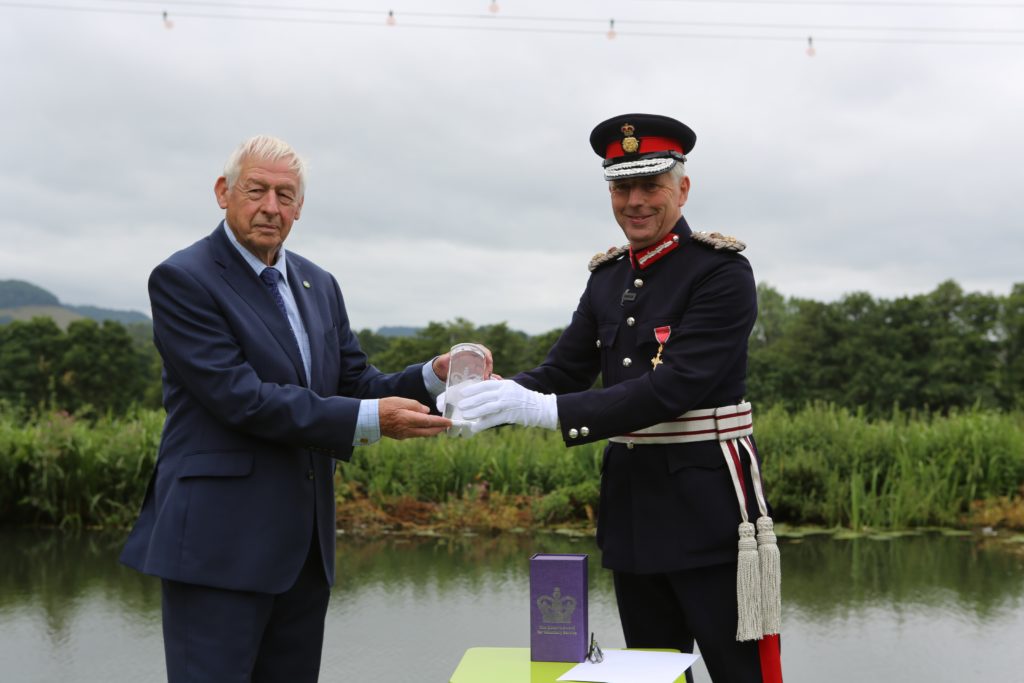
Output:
(1, 279), (1021, 418)
(748, 280), (1024, 415)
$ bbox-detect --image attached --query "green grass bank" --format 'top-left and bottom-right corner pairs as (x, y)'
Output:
(1, 404), (1022, 531)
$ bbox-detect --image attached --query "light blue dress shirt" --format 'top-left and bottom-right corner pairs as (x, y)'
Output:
(222, 222), (444, 446)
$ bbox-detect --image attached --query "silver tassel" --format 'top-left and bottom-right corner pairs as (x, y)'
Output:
(736, 521), (762, 641)
(756, 515), (782, 635)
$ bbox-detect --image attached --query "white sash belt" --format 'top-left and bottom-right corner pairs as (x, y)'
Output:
(608, 401), (753, 445)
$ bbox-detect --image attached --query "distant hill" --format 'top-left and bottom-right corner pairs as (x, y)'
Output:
(0, 304), (85, 328)
(377, 325), (421, 337)
(67, 305), (150, 325)
(0, 280), (429, 333)
(0, 279), (150, 328)
(0, 280), (58, 308)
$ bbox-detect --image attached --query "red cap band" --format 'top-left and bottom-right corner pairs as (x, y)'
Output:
(606, 136), (685, 160)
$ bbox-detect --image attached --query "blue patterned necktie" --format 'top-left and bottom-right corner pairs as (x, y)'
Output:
(259, 267), (291, 326)
(260, 267), (310, 384)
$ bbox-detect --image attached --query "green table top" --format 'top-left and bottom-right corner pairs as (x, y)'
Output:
(449, 647), (689, 683)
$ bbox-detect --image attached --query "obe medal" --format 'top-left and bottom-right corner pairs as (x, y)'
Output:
(651, 326), (671, 370)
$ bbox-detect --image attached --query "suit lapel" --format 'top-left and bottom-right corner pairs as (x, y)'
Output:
(210, 225), (308, 386)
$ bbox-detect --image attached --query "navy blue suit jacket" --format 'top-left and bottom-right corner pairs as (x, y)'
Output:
(120, 224), (431, 593)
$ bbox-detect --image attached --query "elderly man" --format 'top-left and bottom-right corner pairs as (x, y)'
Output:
(120, 135), (467, 682)
(457, 114), (783, 682)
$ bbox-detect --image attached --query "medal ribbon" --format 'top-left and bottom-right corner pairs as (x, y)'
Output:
(651, 326), (671, 370)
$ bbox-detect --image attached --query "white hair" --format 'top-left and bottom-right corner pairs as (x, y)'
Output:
(666, 160), (687, 183)
(223, 135), (307, 196)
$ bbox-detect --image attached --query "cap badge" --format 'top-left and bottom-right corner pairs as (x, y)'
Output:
(620, 123), (640, 154)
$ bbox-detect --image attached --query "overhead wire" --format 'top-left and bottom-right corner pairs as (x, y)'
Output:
(1, 0), (1023, 46)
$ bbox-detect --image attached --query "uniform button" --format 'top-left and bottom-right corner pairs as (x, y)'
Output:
(634, 278), (644, 288)
(306, 469), (315, 480)
(626, 317), (635, 326)
(672, 235), (679, 243)
(627, 441), (635, 450)
(580, 426), (590, 437)
(568, 428), (579, 439)
(622, 357), (632, 367)
(596, 339), (602, 348)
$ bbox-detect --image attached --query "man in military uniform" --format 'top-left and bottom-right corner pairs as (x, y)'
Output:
(456, 114), (783, 682)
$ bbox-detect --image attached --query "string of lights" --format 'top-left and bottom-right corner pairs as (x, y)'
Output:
(2, 0), (1022, 48)
(109, 0), (1024, 35)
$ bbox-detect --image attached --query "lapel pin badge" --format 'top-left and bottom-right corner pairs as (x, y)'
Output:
(302, 280), (311, 289)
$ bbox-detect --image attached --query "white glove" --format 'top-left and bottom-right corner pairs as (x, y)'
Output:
(435, 390), (474, 438)
(455, 380), (558, 434)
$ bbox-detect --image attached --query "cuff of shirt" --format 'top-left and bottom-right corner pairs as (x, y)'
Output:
(353, 399), (381, 447)
(421, 358), (446, 398)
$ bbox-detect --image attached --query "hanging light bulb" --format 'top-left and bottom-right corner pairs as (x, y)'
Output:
(606, 18), (616, 41)
(489, 1), (499, 13)
(806, 36), (816, 57)
(386, 10), (396, 26)
(162, 10), (174, 29)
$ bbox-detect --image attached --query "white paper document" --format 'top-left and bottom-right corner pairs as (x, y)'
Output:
(557, 650), (700, 683)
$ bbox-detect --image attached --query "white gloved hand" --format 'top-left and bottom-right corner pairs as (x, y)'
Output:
(455, 379), (558, 434)
(435, 390), (475, 437)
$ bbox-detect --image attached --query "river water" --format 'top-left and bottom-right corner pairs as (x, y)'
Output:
(1, 528), (1022, 682)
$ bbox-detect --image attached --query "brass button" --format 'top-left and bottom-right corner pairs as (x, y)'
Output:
(634, 278), (644, 288)
(596, 339), (602, 349)
(622, 357), (632, 367)
(626, 317), (635, 326)
(580, 426), (590, 437)
(568, 428), (579, 439)
(627, 441), (635, 450)
(672, 235), (679, 243)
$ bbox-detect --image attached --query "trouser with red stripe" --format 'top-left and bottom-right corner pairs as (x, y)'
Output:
(614, 564), (782, 683)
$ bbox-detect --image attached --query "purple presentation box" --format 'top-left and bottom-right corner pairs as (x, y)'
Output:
(530, 553), (588, 662)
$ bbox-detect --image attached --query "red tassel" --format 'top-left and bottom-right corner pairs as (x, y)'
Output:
(758, 634), (783, 683)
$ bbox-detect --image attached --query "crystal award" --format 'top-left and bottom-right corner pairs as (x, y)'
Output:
(443, 342), (488, 438)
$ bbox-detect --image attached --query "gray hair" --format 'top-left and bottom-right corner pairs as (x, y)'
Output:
(666, 160), (687, 184)
(223, 135), (307, 196)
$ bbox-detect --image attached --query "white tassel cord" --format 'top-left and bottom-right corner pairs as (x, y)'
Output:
(741, 436), (782, 635)
(721, 438), (764, 641)
(735, 521), (763, 641)
(756, 516), (782, 635)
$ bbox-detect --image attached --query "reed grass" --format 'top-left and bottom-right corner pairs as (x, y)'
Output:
(0, 404), (1021, 530)
(0, 408), (162, 528)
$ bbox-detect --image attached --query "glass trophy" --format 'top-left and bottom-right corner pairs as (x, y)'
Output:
(443, 342), (489, 437)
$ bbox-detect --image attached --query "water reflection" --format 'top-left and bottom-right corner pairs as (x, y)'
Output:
(1, 528), (1022, 682)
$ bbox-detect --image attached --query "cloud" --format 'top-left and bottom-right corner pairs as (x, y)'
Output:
(1, 1), (1021, 333)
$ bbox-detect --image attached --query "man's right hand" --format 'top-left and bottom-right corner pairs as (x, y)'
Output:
(378, 397), (451, 440)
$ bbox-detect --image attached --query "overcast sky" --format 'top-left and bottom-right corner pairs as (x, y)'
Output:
(2, 0), (1022, 334)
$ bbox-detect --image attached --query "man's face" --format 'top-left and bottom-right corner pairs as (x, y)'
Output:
(215, 156), (304, 265)
(609, 171), (690, 250)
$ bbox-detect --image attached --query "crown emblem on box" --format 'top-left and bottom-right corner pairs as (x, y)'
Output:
(537, 587), (577, 623)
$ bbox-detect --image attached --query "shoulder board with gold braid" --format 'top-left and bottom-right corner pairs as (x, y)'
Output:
(691, 231), (746, 252)
(588, 245), (629, 272)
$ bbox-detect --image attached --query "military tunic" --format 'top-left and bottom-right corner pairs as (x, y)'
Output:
(514, 215), (763, 574)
